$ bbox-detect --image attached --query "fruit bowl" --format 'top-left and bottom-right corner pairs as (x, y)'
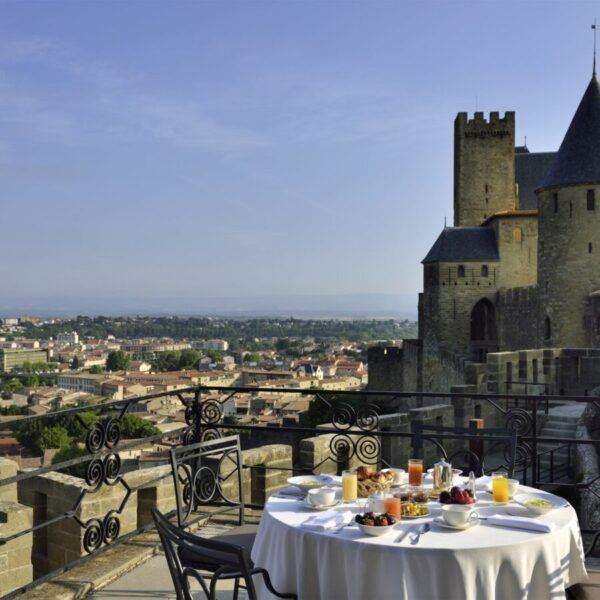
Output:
(355, 512), (397, 536)
(357, 522), (396, 537)
(439, 486), (476, 505)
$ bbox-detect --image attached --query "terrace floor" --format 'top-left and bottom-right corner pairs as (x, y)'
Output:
(88, 522), (249, 600)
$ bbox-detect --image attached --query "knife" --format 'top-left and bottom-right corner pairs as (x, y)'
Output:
(410, 522), (430, 544)
(394, 526), (414, 543)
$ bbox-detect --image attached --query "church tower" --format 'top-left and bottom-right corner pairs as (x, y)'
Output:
(454, 112), (518, 226)
(537, 72), (600, 347)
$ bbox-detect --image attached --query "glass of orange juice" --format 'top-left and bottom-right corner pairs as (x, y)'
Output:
(342, 469), (358, 503)
(384, 492), (401, 519)
(492, 471), (509, 504)
(408, 458), (423, 487)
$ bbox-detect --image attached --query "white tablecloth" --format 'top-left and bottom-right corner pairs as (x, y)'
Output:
(251, 484), (587, 600)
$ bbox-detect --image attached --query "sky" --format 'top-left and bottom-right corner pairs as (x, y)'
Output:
(0, 0), (598, 317)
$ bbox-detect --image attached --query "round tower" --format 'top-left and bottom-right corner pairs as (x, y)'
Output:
(537, 73), (600, 347)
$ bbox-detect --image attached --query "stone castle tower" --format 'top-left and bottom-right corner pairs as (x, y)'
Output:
(538, 73), (600, 347)
(454, 112), (518, 226)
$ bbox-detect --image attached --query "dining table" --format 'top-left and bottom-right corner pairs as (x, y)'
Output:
(250, 478), (588, 600)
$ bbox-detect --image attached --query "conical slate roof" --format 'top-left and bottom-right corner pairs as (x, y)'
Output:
(539, 75), (600, 190)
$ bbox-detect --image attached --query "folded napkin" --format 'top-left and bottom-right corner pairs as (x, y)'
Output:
(300, 510), (353, 532)
(276, 486), (304, 497)
(486, 514), (555, 533)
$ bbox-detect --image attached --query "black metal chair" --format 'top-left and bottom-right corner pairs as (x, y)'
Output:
(152, 508), (297, 600)
(168, 435), (257, 573)
(412, 423), (518, 477)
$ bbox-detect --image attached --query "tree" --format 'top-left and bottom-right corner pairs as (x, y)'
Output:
(243, 353), (261, 364)
(52, 446), (89, 478)
(120, 414), (160, 438)
(89, 365), (103, 374)
(22, 374), (39, 387)
(39, 426), (70, 451)
(106, 350), (130, 372)
(71, 356), (80, 370)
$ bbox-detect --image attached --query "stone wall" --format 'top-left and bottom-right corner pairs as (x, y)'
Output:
(491, 214), (538, 290)
(454, 111), (517, 227)
(497, 286), (539, 351)
(0, 500), (33, 596)
(538, 183), (600, 348)
(367, 341), (422, 397)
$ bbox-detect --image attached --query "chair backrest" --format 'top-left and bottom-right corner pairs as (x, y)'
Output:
(170, 435), (245, 529)
(152, 508), (258, 600)
(411, 423), (517, 477)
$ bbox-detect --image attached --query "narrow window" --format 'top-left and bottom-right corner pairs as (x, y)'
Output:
(485, 183), (488, 193)
(544, 316), (552, 341)
(589, 242), (593, 254)
(481, 265), (489, 277)
(457, 265), (465, 278)
(541, 241), (544, 254)
(553, 193), (558, 213)
(513, 227), (523, 243)
(569, 201), (573, 217)
(588, 189), (596, 211)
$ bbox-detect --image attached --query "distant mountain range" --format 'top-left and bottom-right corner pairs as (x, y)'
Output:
(0, 293), (418, 320)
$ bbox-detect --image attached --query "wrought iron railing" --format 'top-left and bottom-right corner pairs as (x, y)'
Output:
(0, 385), (598, 598)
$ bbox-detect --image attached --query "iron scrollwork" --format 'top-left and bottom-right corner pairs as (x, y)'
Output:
(329, 400), (381, 465)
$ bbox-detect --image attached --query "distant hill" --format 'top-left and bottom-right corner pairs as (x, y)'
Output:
(0, 293), (418, 320)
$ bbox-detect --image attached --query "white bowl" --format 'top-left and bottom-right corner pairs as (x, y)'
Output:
(357, 522), (396, 537)
(514, 493), (563, 515)
(287, 475), (332, 493)
(441, 504), (478, 527)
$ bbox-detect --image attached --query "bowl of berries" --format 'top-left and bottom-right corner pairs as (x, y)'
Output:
(355, 512), (398, 536)
(439, 486), (476, 505)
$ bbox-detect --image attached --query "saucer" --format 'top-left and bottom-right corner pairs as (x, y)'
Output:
(303, 497), (342, 511)
(433, 516), (480, 531)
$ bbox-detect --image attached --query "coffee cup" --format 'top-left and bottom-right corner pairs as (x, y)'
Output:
(507, 479), (519, 498)
(308, 487), (336, 507)
(390, 468), (406, 486)
(441, 504), (477, 527)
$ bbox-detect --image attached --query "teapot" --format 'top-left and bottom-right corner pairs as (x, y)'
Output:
(433, 457), (453, 491)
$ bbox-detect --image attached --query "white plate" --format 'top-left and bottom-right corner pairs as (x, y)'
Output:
(433, 516), (480, 531)
(287, 475), (332, 492)
(514, 493), (565, 515)
(303, 497), (342, 511)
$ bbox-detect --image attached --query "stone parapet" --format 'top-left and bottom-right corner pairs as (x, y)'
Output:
(0, 457), (18, 502)
(0, 500), (34, 596)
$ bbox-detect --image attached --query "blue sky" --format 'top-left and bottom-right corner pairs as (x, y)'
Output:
(0, 0), (597, 316)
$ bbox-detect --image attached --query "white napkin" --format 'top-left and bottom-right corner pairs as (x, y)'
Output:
(276, 486), (304, 497)
(486, 514), (555, 533)
(476, 475), (493, 490)
(300, 510), (353, 532)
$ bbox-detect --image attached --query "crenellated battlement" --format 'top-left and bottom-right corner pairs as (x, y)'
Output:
(455, 111), (515, 132)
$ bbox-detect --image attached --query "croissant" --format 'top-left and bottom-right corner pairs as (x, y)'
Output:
(356, 466), (375, 481)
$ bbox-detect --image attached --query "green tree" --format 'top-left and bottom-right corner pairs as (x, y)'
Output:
(7, 378), (23, 393)
(71, 356), (80, 369)
(243, 353), (261, 363)
(23, 374), (39, 387)
(39, 426), (70, 451)
(89, 365), (103, 374)
(106, 350), (130, 372)
(52, 446), (89, 478)
(121, 414), (160, 438)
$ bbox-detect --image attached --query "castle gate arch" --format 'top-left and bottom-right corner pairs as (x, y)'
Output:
(470, 298), (498, 361)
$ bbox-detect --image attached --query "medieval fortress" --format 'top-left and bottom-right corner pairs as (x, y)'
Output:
(370, 71), (600, 396)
